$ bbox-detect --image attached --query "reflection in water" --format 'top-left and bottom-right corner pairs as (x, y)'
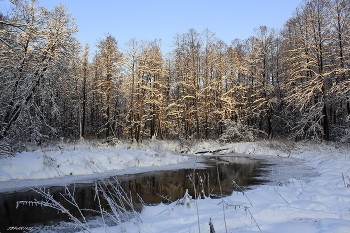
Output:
(0, 156), (268, 232)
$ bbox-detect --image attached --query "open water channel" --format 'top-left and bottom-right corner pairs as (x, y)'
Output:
(0, 155), (277, 232)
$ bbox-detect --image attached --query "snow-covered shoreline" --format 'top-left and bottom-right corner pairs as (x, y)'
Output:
(79, 140), (350, 233)
(0, 140), (192, 192)
(0, 139), (288, 186)
(1, 140), (350, 232)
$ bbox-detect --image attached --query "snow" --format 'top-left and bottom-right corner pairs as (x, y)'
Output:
(1, 140), (350, 232)
(0, 140), (190, 192)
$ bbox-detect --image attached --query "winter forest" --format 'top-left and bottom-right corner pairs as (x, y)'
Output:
(1, 0), (350, 154)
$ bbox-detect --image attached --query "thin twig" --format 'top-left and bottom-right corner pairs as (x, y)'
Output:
(244, 206), (262, 233)
(216, 156), (227, 233)
(155, 208), (171, 216)
(191, 156), (201, 233)
(232, 179), (253, 207)
(273, 186), (289, 204)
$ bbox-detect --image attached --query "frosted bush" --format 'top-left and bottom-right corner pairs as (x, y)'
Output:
(43, 154), (57, 169)
(176, 189), (194, 208)
(340, 117), (350, 143)
(219, 120), (256, 143)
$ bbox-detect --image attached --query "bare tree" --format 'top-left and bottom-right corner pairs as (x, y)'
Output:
(0, 0), (78, 147)
(282, 0), (333, 140)
(96, 35), (122, 138)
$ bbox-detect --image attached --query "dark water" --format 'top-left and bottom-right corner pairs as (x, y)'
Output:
(0, 156), (269, 232)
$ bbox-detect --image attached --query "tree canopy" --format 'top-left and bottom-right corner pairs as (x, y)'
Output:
(1, 0), (349, 153)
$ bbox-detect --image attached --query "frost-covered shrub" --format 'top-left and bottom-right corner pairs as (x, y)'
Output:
(340, 116), (350, 143)
(176, 189), (194, 208)
(17, 178), (142, 233)
(43, 154), (57, 169)
(219, 120), (256, 143)
(0, 141), (14, 158)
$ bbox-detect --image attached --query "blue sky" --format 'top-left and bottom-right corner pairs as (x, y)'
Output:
(1, 0), (302, 53)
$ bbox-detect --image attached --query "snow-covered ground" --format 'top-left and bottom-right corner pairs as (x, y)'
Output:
(123, 142), (350, 233)
(0, 139), (190, 192)
(1, 140), (350, 232)
(68, 141), (350, 233)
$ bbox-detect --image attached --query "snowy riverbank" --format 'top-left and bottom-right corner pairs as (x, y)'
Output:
(1, 140), (350, 232)
(123, 142), (350, 233)
(0, 139), (291, 184)
(81, 141), (350, 233)
(0, 140), (190, 191)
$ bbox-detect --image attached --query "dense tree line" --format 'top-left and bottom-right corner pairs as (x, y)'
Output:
(0, 0), (349, 152)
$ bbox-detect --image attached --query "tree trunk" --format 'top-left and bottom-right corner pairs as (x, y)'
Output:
(106, 73), (111, 138)
(323, 103), (330, 141)
(82, 64), (87, 138)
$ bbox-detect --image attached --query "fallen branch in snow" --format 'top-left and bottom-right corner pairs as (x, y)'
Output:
(195, 148), (229, 155)
(217, 200), (243, 210)
(155, 208), (171, 217)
